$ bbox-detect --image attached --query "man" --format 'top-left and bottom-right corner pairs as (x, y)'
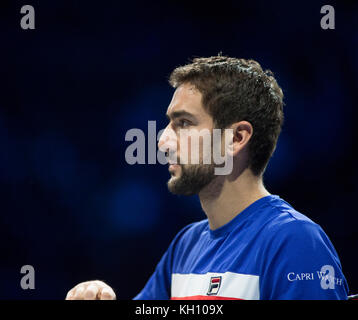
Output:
(66, 56), (349, 300)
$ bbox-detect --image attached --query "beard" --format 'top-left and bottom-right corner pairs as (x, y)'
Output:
(167, 163), (216, 196)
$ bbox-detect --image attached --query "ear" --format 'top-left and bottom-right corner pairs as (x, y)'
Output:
(227, 121), (253, 157)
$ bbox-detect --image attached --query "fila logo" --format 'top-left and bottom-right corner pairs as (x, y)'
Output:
(207, 276), (222, 295)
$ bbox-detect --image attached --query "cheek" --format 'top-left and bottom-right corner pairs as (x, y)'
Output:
(188, 134), (212, 164)
(177, 128), (213, 164)
(202, 136), (213, 163)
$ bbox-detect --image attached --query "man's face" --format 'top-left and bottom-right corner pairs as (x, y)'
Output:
(158, 83), (217, 196)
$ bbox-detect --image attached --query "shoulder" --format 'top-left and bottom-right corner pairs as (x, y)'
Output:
(258, 198), (349, 299)
(263, 196), (324, 239)
(260, 197), (340, 265)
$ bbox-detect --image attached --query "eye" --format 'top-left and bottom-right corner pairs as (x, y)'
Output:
(178, 119), (191, 128)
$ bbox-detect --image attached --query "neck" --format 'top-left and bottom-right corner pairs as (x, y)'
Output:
(198, 168), (270, 230)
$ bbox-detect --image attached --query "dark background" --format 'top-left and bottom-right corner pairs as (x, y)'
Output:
(0, 0), (357, 299)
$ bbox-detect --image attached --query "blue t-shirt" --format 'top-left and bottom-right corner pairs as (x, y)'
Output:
(134, 195), (349, 300)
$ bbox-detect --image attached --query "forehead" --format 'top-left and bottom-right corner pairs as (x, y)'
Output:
(166, 83), (208, 118)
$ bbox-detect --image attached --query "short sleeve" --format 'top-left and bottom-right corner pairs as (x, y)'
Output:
(133, 223), (194, 300)
(260, 220), (349, 300)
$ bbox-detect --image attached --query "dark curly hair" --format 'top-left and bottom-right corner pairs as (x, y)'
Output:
(169, 55), (284, 176)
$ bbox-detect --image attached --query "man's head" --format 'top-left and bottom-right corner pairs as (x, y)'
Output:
(158, 55), (284, 196)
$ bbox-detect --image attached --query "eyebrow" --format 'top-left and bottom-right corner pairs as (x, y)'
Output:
(166, 110), (196, 121)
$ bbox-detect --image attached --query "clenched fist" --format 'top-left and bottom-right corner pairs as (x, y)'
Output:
(66, 280), (116, 300)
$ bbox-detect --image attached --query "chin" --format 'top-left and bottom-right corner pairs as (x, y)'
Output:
(167, 175), (180, 189)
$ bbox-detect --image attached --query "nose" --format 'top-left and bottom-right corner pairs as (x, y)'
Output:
(158, 125), (178, 155)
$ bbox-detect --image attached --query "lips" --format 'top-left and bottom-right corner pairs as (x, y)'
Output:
(167, 155), (180, 172)
(168, 162), (180, 174)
